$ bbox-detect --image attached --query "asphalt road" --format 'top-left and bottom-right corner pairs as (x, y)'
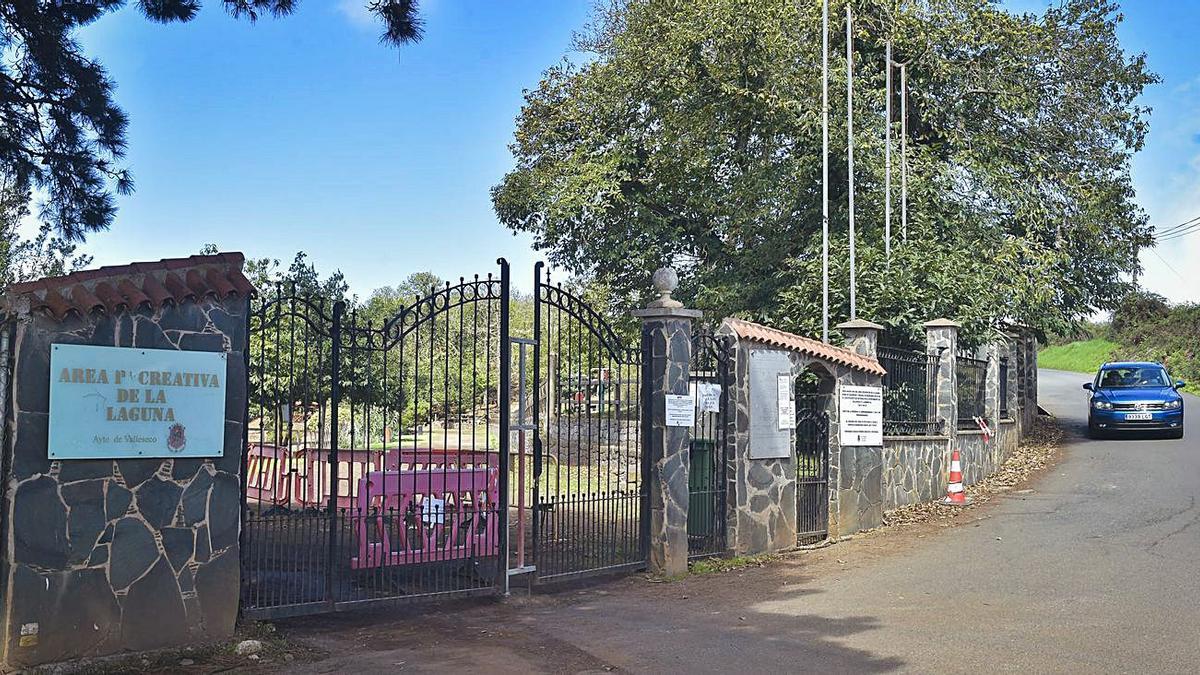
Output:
(280, 368), (1200, 674)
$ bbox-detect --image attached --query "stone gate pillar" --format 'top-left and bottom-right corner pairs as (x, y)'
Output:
(924, 319), (960, 434)
(837, 318), (884, 359)
(985, 342), (1001, 425)
(632, 268), (699, 576)
(0, 253), (252, 669)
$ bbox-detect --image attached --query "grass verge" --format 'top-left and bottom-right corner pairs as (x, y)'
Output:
(688, 554), (780, 576)
(1038, 338), (1119, 374)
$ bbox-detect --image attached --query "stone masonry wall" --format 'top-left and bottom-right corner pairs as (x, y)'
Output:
(1, 295), (248, 668)
(825, 365), (884, 539)
(881, 331), (1033, 512)
(724, 341), (797, 555)
(882, 436), (947, 510)
(722, 330), (884, 555)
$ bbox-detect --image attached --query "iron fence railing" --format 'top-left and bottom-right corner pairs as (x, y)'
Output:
(999, 357), (1010, 419)
(956, 351), (988, 430)
(688, 327), (731, 559)
(878, 346), (944, 436)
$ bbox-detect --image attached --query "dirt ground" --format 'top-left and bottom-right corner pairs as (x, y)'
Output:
(229, 427), (1064, 675)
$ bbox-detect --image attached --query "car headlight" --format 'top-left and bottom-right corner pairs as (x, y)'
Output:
(1164, 399), (1182, 410)
(1093, 400), (1113, 410)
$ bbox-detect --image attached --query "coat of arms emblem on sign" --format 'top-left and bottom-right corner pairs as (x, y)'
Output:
(167, 423), (187, 452)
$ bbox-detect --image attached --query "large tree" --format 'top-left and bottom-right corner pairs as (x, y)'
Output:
(1, 0), (423, 241)
(492, 0), (1156, 343)
(0, 179), (91, 283)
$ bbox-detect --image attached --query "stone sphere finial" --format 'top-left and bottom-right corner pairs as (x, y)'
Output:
(648, 267), (683, 309)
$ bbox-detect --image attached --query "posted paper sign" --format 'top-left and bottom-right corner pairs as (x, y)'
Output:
(665, 394), (696, 427)
(48, 344), (228, 459)
(696, 382), (722, 413)
(839, 384), (884, 446)
(778, 374), (796, 430)
(423, 497), (446, 524)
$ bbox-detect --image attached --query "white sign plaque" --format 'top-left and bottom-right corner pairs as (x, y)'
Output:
(48, 344), (227, 459)
(839, 385), (884, 446)
(778, 374), (796, 430)
(665, 394), (696, 427)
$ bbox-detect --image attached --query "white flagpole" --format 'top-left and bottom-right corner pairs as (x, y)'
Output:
(901, 62), (908, 243)
(847, 5), (856, 320)
(821, 0), (830, 342)
(885, 41), (892, 263)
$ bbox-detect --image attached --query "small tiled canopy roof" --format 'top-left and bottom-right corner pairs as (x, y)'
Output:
(4, 252), (255, 320)
(724, 317), (886, 376)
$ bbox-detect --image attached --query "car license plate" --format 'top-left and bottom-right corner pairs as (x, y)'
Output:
(1124, 412), (1152, 421)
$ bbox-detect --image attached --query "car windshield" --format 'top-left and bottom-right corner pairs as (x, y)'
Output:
(1097, 367), (1170, 389)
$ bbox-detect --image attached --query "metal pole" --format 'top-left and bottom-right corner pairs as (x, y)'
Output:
(846, 5), (856, 321)
(531, 261), (543, 571)
(901, 63), (908, 243)
(885, 41), (892, 262)
(497, 258), (511, 595)
(821, 0), (830, 342)
(516, 344), (527, 570)
(326, 299), (345, 611)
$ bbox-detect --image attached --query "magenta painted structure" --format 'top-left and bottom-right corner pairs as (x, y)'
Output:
(351, 465), (500, 569)
(245, 445), (500, 510)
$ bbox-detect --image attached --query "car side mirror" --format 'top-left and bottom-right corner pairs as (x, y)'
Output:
(1082, 383), (1093, 391)
(1176, 380), (1187, 390)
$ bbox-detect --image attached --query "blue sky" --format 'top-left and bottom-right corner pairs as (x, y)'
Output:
(76, 1), (1199, 303)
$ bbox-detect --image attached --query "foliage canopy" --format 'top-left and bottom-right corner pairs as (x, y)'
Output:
(492, 0), (1157, 343)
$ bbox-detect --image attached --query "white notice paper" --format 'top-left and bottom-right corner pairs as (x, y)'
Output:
(665, 394), (696, 427)
(697, 383), (722, 413)
(423, 497), (446, 525)
(778, 374), (796, 430)
(839, 385), (884, 446)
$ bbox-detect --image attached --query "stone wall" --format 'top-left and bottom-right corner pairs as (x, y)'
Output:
(0, 255), (250, 668)
(713, 315), (1039, 555)
(721, 319), (886, 555)
(882, 436), (948, 510)
(825, 365), (884, 539)
(724, 342), (797, 555)
(956, 430), (1001, 486)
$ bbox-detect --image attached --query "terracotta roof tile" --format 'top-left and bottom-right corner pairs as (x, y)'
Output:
(67, 284), (104, 314)
(724, 317), (886, 376)
(117, 279), (151, 308)
(140, 274), (173, 307)
(163, 273), (192, 304)
(4, 252), (254, 320)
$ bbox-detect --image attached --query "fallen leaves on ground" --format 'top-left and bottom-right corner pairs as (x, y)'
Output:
(882, 417), (1063, 528)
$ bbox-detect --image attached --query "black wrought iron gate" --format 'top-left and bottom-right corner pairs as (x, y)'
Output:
(241, 261), (511, 619)
(529, 263), (646, 580)
(688, 328), (731, 558)
(241, 260), (656, 617)
(795, 394), (830, 544)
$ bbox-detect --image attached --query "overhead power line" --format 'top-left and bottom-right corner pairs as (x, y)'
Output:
(1155, 221), (1200, 243)
(1155, 214), (1200, 235)
(1153, 215), (1200, 241)
(1150, 248), (1187, 283)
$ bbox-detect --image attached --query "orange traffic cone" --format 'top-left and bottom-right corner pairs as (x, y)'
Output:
(941, 448), (971, 505)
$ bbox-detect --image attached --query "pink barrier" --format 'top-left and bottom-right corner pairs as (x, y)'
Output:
(245, 444), (299, 507)
(246, 444), (500, 512)
(351, 466), (500, 569)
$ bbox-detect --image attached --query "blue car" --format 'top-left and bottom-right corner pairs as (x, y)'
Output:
(1084, 362), (1185, 439)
